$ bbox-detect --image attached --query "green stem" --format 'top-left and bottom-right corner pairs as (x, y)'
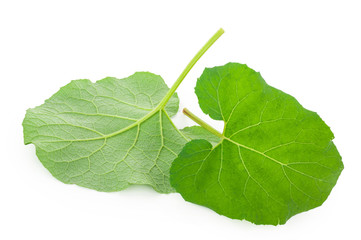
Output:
(157, 28), (224, 108)
(183, 108), (224, 139)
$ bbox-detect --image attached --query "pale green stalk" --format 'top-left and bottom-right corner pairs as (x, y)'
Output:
(157, 28), (224, 108)
(182, 108), (224, 139)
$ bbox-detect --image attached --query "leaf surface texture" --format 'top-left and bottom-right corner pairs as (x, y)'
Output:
(170, 63), (343, 224)
(23, 72), (187, 193)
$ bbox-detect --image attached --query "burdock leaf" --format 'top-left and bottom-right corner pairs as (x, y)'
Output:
(170, 63), (343, 224)
(23, 72), (187, 193)
(23, 28), (225, 193)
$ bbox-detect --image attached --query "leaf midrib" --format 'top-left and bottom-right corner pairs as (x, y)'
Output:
(223, 136), (286, 166)
(37, 103), (167, 143)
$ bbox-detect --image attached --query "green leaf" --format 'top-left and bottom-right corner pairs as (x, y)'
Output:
(170, 63), (343, 225)
(181, 126), (220, 146)
(23, 72), (187, 193)
(23, 28), (225, 193)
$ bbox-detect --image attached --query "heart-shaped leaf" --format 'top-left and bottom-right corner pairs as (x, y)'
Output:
(170, 63), (343, 224)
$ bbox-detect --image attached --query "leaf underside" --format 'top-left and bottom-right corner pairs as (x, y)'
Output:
(170, 63), (343, 225)
(23, 72), (187, 193)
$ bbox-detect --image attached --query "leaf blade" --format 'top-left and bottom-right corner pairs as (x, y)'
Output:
(23, 72), (186, 193)
(171, 63), (343, 224)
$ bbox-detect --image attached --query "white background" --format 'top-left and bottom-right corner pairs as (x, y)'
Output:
(1, 0), (360, 239)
